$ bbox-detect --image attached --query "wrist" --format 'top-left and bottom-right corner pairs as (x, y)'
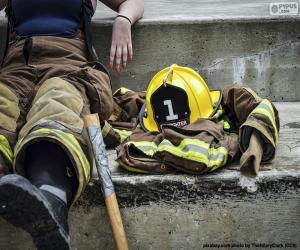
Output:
(115, 15), (132, 25)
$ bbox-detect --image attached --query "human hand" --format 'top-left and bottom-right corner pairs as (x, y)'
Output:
(109, 16), (133, 73)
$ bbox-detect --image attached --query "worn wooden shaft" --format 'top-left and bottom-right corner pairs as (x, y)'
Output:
(105, 193), (129, 250)
(83, 114), (128, 250)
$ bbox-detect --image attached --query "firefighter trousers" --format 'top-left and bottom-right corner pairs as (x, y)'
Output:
(0, 33), (113, 204)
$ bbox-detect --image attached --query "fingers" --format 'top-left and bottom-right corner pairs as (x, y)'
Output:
(109, 45), (116, 69)
(115, 46), (122, 72)
(122, 46), (128, 68)
(109, 44), (132, 73)
(128, 42), (133, 62)
(109, 45), (124, 73)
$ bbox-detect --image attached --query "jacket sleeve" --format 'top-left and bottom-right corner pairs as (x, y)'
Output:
(102, 87), (145, 147)
(222, 85), (280, 162)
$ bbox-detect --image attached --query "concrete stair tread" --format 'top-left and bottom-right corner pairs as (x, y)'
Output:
(1, 1), (300, 24)
(81, 102), (300, 207)
(95, 0), (300, 24)
(106, 102), (300, 177)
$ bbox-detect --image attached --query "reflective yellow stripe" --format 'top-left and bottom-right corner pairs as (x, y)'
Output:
(113, 128), (133, 143)
(0, 135), (13, 163)
(31, 129), (91, 181)
(223, 121), (231, 130)
(128, 141), (157, 157)
(102, 121), (112, 139)
(117, 159), (149, 173)
(157, 139), (228, 170)
(251, 99), (278, 145)
(129, 139), (228, 170)
(113, 87), (131, 96)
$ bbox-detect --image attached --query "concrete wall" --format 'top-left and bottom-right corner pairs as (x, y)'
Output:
(1, 185), (299, 250)
(1, 20), (300, 101)
(90, 21), (300, 101)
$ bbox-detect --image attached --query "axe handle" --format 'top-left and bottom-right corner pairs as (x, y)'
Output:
(105, 192), (128, 250)
(83, 114), (128, 250)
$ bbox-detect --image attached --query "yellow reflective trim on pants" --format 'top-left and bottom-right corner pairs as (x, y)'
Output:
(117, 159), (149, 174)
(251, 99), (278, 145)
(157, 139), (228, 170)
(113, 128), (133, 143)
(127, 141), (157, 157)
(31, 128), (91, 181)
(0, 135), (13, 163)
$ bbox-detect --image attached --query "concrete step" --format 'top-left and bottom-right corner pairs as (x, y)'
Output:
(1, 1), (300, 101)
(0, 101), (299, 249)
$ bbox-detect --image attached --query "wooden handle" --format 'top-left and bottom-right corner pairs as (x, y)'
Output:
(83, 114), (128, 250)
(83, 113), (100, 128)
(105, 193), (129, 250)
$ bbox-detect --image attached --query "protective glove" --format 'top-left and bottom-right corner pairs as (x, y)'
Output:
(240, 130), (263, 177)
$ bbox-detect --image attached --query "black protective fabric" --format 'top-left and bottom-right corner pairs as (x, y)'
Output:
(24, 141), (78, 205)
(82, 0), (98, 61)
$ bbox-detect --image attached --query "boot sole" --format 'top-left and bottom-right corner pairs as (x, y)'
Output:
(0, 175), (70, 250)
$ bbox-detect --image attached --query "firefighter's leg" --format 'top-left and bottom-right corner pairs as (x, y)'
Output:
(0, 82), (23, 175)
(25, 141), (79, 205)
(14, 76), (92, 204)
(6, 74), (112, 248)
(0, 140), (78, 249)
(0, 67), (71, 248)
(13, 66), (113, 205)
(0, 60), (37, 175)
(0, 76), (85, 249)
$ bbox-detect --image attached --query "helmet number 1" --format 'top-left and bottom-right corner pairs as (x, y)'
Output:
(163, 100), (178, 121)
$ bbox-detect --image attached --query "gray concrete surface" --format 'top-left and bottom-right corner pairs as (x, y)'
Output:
(0, 102), (299, 249)
(1, 1), (300, 101)
(1, 1), (299, 23)
(96, 0), (300, 23)
(0, 1), (299, 249)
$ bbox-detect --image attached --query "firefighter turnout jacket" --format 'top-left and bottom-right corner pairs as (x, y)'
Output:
(104, 85), (279, 175)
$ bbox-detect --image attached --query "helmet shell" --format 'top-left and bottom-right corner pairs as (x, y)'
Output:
(140, 64), (221, 132)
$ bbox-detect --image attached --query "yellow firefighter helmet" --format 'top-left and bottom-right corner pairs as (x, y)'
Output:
(139, 64), (222, 132)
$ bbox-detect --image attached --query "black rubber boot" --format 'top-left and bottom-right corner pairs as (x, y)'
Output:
(0, 174), (70, 250)
(25, 141), (78, 205)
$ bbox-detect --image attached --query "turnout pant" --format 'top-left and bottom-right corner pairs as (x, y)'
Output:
(0, 34), (113, 204)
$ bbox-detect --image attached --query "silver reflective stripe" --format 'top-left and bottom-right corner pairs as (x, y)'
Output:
(135, 145), (156, 152)
(258, 103), (274, 117)
(181, 144), (225, 161)
(40, 185), (67, 204)
(159, 141), (173, 147)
